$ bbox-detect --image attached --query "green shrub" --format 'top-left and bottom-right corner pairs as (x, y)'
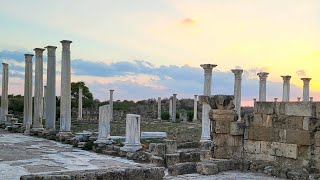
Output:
(187, 111), (194, 121)
(161, 112), (170, 120)
(82, 141), (94, 150)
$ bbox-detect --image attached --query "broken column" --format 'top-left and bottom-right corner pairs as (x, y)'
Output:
(23, 54), (33, 133)
(1, 63), (8, 124)
(109, 90), (114, 121)
(169, 96), (173, 119)
(200, 64), (217, 142)
(94, 105), (112, 144)
(281, 75), (291, 102)
(193, 95), (198, 121)
(301, 78), (311, 102)
(77, 87), (83, 120)
(157, 97), (161, 120)
(59, 40), (72, 133)
(257, 72), (269, 102)
(231, 69), (243, 121)
(45, 46), (57, 130)
(32, 48), (45, 131)
(120, 114), (142, 152)
(172, 94), (177, 122)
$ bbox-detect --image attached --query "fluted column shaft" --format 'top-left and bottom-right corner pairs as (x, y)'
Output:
(78, 87), (83, 120)
(172, 94), (177, 122)
(1, 63), (8, 123)
(193, 95), (198, 121)
(232, 69), (243, 121)
(23, 55), (33, 132)
(281, 76), (291, 102)
(157, 97), (161, 120)
(301, 78), (311, 102)
(257, 72), (269, 102)
(109, 90), (114, 121)
(169, 96), (172, 119)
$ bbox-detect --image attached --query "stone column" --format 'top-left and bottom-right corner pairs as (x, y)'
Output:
(193, 95), (198, 121)
(109, 90), (114, 121)
(172, 94), (177, 122)
(257, 72), (269, 102)
(310, 97), (313, 102)
(59, 40), (72, 133)
(169, 96), (173, 119)
(45, 46), (57, 130)
(231, 69), (243, 121)
(23, 54), (33, 133)
(301, 78), (311, 102)
(157, 97), (161, 120)
(32, 48), (45, 131)
(200, 64), (217, 142)
(77, 87), (83, 120)
(43, 86), (47, 120)
(120, 114), (142, 152)
(94, 105), (112, 144)
(297, 97), (301, 102)
(281, 75), (291, 102)
(1, 63), (8, 123)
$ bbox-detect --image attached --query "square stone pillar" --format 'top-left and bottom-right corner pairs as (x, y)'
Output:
(193, 95), (198, 121)
(77, 87), (83, 120)
(109, 90), (114, 121)
(1, 63), (9, 124)
(231, 69), (243, 121)
(157, 97), (161, 120)
(257, 72), (269, 102)
(94, 105), (112, 144)
(301, 78), (311, 102)
(23, 54), (33, 133)
(45, 46), (57, 130)
(120, 114), (142, 152)
(59, 40), (72, 133)
(281, 75), (291, 102)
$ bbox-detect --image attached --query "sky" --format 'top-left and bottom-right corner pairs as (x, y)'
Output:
(0, 0), (320, 106)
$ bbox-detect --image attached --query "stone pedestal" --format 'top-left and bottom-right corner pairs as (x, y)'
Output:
(45, 46), (57, 130)
(193, 95), (198, 121)
(301, 78), (311, 102)
(257, 72), (269, 102)
(231, 69), (243, 121)
(120, 114), (142, 152)
(94, 105), (112, 144)
(157, 97), (161, 120)
(59, 40), (72, 132)
(32, 48), (45, 131)
(23, 54), (33, 133)
(172, 94), (177, 122)
(281, 76), (291, 102)
(1, 63), (9, 123)
(77, 87), (83, 120)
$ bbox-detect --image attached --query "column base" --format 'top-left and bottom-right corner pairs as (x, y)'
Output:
(94, 139), (113, 145)
(31, 127), (45, 132)
(120, 144), (142, 152)
(57, 131), (73, 141)
(77, 117), (83, 120)
(200, 138), (212, 143)
(193, 119), (198, 121)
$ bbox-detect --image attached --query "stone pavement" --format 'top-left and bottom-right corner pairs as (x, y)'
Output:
(0, 130), (139, 180)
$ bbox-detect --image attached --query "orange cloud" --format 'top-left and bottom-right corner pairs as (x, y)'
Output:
(181, 18), (196, 25)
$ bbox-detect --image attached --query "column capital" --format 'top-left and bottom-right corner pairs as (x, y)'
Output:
(301, 78), (311, 86)
(45, 46), (57, 56)
(2, 63), (8, 68)
(158, 97), (161, 100)
(194, 95), (198, 98)
(60, 40), (72, 51)
(33, 48), (45, 55)
(24, 54), (34, 62)
(257, 72), (269, 81)
(109, 89), (114, 92)
(231, 69), (243, 79)
(79, 87), (83, 91)
(200, 64), (217, 74)
(281, 75), (291, 83)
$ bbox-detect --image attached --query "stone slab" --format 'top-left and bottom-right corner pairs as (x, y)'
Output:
(141, 132), (167, 139)
(284, 102), (312, 117)
(244, 140), (261, 154)
(285, 130), (312, 146)
(215, 120), (230, 134)
(230, 122), (244, 135)
(254, 102), (274, 114)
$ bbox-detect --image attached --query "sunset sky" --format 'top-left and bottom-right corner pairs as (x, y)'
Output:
(0, 0), (320, 106)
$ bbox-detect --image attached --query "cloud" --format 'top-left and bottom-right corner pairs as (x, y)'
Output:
(296, 70), (306, 76)
(181, 18), (196, 25)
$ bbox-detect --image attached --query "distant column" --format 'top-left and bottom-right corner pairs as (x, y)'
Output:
(157, 97), (161, 120)
(23, 54), (33, 133)
(257, 72), (269, 102)
(281, 75), (291, 102)
(43, 86), (47, 120)
(193, 95), (198, 121)
(94, 105), (112, 144)
(109, 90), (114, 121)
(77, 87), (83, 120)
(32, 48), (45, 131)
(120, 114), (142, 152)
(231, 69), (243, 121)
(301, 78), (311, 102)
(169, 96), (173, 119)
(1, 63), (8, 123)
(172, 94), (177, 122)
(45, 46), (57, 130)
(60, 40), (72, 133)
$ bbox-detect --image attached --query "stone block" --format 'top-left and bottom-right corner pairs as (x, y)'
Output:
(285, 130), (312, 145)
(313, 102), (320, 118)
(254, 102), (274, 114)
(211, 109), (236, 121)
(215, 159), (235, 171)
(315, 131), (320, 147)
(214, 146), (229, 159)
(214, 134), (229, 146)
(230, 122), (244, 135)
(303, 117), (311, 130)
(165, 153), (180, 167)
(190, 152), (201, 162)
(149, 143), (166, 157)
(244, 140), (261, 154)
(215, 120), (230, 134)
(252, 113), (263, 127)
(315, 147), (320, 169)
(270, 142), (298, 159)
(196, 162), (219, 175)
(248, 127), (273, 141)
(226, 135), (242, 147)
(200, 150), (212, 160)
(168, 162), (197, 176)
(263, 114), (273, 128)
(200, 141), (212, 150)
(165, 140), (177, 154)
(260, 141), (271, 155)
(274, 102), (286, 115)
(285, 102), (312, 117)
(151, 156), (165, 167)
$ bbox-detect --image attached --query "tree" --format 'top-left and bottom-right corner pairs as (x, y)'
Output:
(71, 81), (94, 108)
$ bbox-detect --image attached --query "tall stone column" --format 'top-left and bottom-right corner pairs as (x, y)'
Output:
(43, 86), (47, 120)
(1, 63), (8, 123)
(193, 95), (198, 121)
(157, 97), (161, 120)
(281, 76), (291, 102)
(257, 72), (269, 102)
(120, 114), (142, 152)
(23, 54), (33, 133)
(169, 96), (173, 119)
(231, 69), (243, 121)
(94, 105), (112, 144)
(32, 48), (45, 131)
(301, 78), (311, 102)
(45, 46), (57, 130)
(77, 87), (83, 120)
(200, 64), (217, 142)
(109, 90), (114, 121)
(59, 40), (72, 133)
(172, 94), (177, 122)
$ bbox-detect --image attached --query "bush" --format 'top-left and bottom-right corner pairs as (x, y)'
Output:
(187, 111), (194, 122)
(161, 112), (170, 120)
(82, 141), (94, 150)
